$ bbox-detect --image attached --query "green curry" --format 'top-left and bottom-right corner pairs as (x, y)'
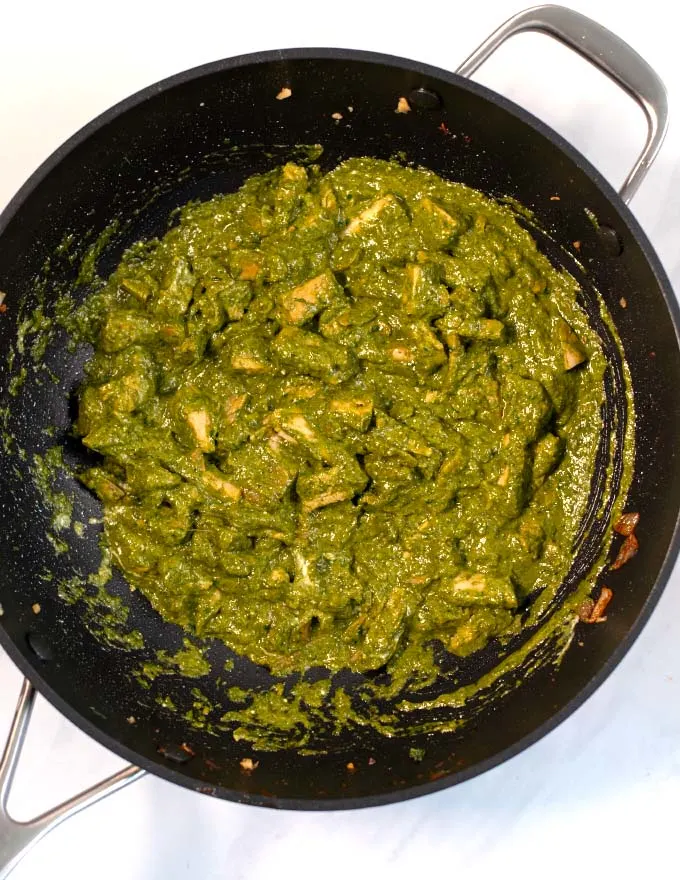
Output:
(75, 157), (605, 681)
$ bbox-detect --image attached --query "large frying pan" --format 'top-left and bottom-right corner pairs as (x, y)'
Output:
(1, 5), (680, 875)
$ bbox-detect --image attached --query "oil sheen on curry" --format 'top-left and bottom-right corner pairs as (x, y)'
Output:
(75, 157), (610, 682)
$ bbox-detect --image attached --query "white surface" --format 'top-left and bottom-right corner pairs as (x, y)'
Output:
(2, 1), (680, 878)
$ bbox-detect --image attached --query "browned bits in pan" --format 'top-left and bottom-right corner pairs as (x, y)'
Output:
(395, 97), (411, 113)
(620, 297), (628, 308)
(577, 598), (595, 622)
(610, 512), (640, 570)
(276, 87), (292, 100)
(611, 532), (639, 570)
(180, 742), (195, 756)
(614, 512), (640, 536)
(549, 195), (561, 201)
(578, 586), (613, 623)
(589, 586), (613, 622)
(573, 240), (581, 250)
(240, 757), (259, 772)
(346, 762), (356, 772)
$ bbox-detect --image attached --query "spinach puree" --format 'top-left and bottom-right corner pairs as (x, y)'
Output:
(75, 157), (605, 682)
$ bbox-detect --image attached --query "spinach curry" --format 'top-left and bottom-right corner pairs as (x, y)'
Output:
(75, 157), (607, 684)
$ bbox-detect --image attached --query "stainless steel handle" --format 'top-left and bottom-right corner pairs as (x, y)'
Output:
(0, 679), (144, 880)
(456, 3), (669, 204)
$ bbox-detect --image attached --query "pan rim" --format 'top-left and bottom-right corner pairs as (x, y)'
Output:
(1, 44), (680, 810)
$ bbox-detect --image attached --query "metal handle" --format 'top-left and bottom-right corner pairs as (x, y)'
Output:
(0, 679), (144, 880)
(456, 3), (669, 204)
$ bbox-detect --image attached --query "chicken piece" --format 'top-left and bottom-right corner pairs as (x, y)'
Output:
(342, 195), (396, 236)
(223, 393), (248, 424)
(557, 319), (588, 370)
(224, 328), (272, 374)
(446, 572), (517, 608)
(301, 489), (353, 513)
(125, 460), (181, 494)
(329, 394), (374, 432)
(238, 261), (260, 281)
(277, 270), (342, 325)
(228, 441), (298, 506)
(271, 326), (357, 384)
(532, 433), (564, 485)
(79, 467), (126, 503)
(286, 414), (367, 511)
(412, 196), (463, 249)
(186, 409), (214, 452)
(98, 371), (155, 414)
(155, 256), (195, 318)
(201, 470), (242, 501)
(216, 280), (253, 322)
(348, 586), (410, 670)
(437, 311), (505, 342)
(231, 354), (268, 373)
(119, 276), (153, 303)
(402, 263), (449, 321)
(100, 309), (157, 353)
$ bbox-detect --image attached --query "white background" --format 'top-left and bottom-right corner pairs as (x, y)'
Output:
(2, 1), (680, 878)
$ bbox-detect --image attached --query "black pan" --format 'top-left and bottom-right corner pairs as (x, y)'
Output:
(1, 3), (679, 840)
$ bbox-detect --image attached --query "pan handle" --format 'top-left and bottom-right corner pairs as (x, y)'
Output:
(0, 679), (144, 880)
(456, 3), (668, 204)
